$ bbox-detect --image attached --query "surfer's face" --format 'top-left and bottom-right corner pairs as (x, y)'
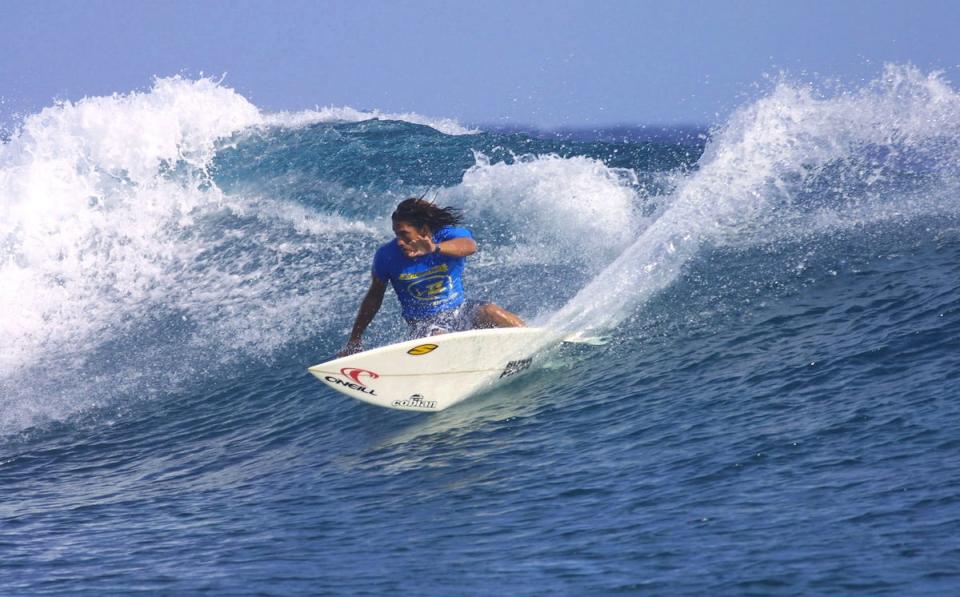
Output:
(392, 220), (431, 257)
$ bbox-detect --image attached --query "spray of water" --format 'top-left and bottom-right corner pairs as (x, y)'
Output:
(548, 65), (960, 336)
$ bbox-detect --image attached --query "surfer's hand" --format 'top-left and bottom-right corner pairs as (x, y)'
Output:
(403, 237), (435, 258)
(337, 339), (362, 358)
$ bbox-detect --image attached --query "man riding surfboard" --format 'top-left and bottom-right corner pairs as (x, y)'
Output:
(338, 198), (524, 356)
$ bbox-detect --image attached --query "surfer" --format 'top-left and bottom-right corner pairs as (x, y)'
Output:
(338, 198), (524, 356)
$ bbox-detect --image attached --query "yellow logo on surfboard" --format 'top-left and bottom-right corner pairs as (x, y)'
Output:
(407, 343), (438, 356)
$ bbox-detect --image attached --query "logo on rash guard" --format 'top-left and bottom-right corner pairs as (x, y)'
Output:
(408, 275), (453, 301)
(340, 367), (379, 384)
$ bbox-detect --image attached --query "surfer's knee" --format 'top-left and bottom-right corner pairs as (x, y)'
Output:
(474, 303), (525, 328)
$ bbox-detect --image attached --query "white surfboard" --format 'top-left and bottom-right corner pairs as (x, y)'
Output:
(308, 327), (550, 412)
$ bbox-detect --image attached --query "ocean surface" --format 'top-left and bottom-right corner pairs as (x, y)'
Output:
(2, 65), (959, 594)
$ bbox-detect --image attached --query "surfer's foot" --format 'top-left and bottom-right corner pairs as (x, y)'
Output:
(474, 303), (525, 328)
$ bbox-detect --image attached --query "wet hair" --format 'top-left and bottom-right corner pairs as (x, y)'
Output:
(391, 198), (463, 232)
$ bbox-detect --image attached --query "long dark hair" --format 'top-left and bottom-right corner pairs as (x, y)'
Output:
(391, 198), (463, 231)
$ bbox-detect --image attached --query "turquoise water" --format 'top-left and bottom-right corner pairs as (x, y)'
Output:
(2, 66), (960, 593)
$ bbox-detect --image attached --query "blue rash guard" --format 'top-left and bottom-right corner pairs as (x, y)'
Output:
(372, 226), (473, 321)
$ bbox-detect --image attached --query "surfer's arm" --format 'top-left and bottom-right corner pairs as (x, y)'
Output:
(434, 237), (476, 257)
(339, 275), (387, 356)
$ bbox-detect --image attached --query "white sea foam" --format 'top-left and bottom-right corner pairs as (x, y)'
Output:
(445, 151), (646, 267)
(1, 77), (259, 370)
(0, 77), (383, 434)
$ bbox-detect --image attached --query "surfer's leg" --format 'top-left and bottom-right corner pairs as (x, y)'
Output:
(472, 303), (525, 328)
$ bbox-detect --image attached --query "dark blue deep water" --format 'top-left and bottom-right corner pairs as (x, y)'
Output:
(2, 67), (960, 593)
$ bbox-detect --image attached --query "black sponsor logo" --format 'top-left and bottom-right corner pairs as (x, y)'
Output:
(325, 375), (377, 396)
(500, 358), (532, 379)
(392, 394), (438, 409)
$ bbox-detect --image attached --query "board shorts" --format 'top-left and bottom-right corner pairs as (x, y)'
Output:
(406, 300), (486, 339)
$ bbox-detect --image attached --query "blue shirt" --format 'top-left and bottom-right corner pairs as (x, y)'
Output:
(372, 226), (472, 321)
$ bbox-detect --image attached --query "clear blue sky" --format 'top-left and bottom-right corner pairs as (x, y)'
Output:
(2, 0), (958, 128)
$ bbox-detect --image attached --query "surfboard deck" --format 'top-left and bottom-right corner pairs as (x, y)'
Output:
(308, 327), (549, 412)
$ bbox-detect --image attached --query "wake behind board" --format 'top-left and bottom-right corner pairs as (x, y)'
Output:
(308, 327), (549, 412)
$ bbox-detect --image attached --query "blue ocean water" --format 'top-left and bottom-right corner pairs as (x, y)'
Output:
(2, 66), (960, 593)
